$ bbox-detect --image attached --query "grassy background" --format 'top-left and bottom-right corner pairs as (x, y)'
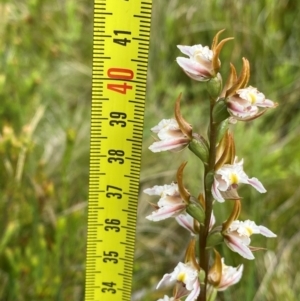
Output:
(0, 0), (300, 300)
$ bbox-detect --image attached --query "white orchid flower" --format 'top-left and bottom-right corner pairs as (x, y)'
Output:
(157, 262), (200, 301)
(227, 86), (277, 120)
(212, 157), (266, 202)
(223, 219), (277, 260)
(149, 119), (190, 153)
(144, 183), (186, 221)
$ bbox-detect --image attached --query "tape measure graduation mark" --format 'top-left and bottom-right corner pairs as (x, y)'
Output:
(85, 1), (152, 301)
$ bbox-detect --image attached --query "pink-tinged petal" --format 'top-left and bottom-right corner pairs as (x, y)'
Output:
(151, 119), (180, 135)
(149, 138), (189, 152)
(227, 101), (258, 118)
(177, 45), (194, 57)
(156, 273), (173, 289)
(174, 282), (190, 300)
(224, 235), (254, 260)
(157, 129), (184, 140)
(175, 213), (196, 234)
(257, 98), (276, 108)
(247, 177), (266, 193)
(212, 179), (225, 202)
(183, 70), (209, 81)
(218, 264), (243, 291)
(146, 204), (186, 221)
(176, 57), (212, 77)
(185, 281), (200, 301)
(144, 183), (179, 198)
(209, 211), (216, 231)
(144, 186), (164, 196)
(258, 225), (277, 237)
(227, 87), (276, 120)
(227, 100), (248, 114)
(233, 106), (258, 118)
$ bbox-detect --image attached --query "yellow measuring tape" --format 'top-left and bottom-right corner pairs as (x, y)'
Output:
(85, 1), (152, 300)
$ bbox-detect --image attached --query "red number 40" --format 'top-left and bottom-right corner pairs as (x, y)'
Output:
(107, 68), (134, 94)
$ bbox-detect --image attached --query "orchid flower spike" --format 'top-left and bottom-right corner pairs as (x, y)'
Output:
(223, 219), (277, 260)
(144, 183), (187, 221)
(212, 157), (266, 202)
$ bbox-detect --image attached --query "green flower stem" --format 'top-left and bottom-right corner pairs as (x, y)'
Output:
(198, 101), (219, 301)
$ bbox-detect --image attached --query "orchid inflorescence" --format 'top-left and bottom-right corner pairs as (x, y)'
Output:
(144, 30), (277, 301)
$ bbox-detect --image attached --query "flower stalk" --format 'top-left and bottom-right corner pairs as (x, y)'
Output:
(198, 92), (220, 300)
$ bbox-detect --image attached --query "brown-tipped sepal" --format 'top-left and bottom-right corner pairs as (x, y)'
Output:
(198, 193), (205, 209)
(215, 129), (230, 164)
(212, 98), (230, 123)
(212, 37), (234, 73)
(222, 199), (241, 232)
(184, 239), (200, 271)
(211, 30), (234, 73)
(225, 58), (250, 97)
(188, 134), (209, 164)
(208, 249), (222, 287)
(175, 93), (193, 139)
(215, 130), (235, 170)
(211, 29), (226, 50)
(176, 162), (190, 204)
(220, 63), (237, 98)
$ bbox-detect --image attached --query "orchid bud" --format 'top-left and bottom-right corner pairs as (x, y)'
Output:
(186, 199), (205, 224)
(206, 232), (224, 248)
(212, 98), (230, 123)
(207, 73), (223, 99)
(188, 134), (209, 164)
(216, 119), (229, 143)
(198, 269), (206, 283)
(205, 171), (215, 190)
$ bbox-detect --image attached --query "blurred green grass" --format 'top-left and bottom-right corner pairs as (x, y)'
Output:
(0, 0), (300, 300)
